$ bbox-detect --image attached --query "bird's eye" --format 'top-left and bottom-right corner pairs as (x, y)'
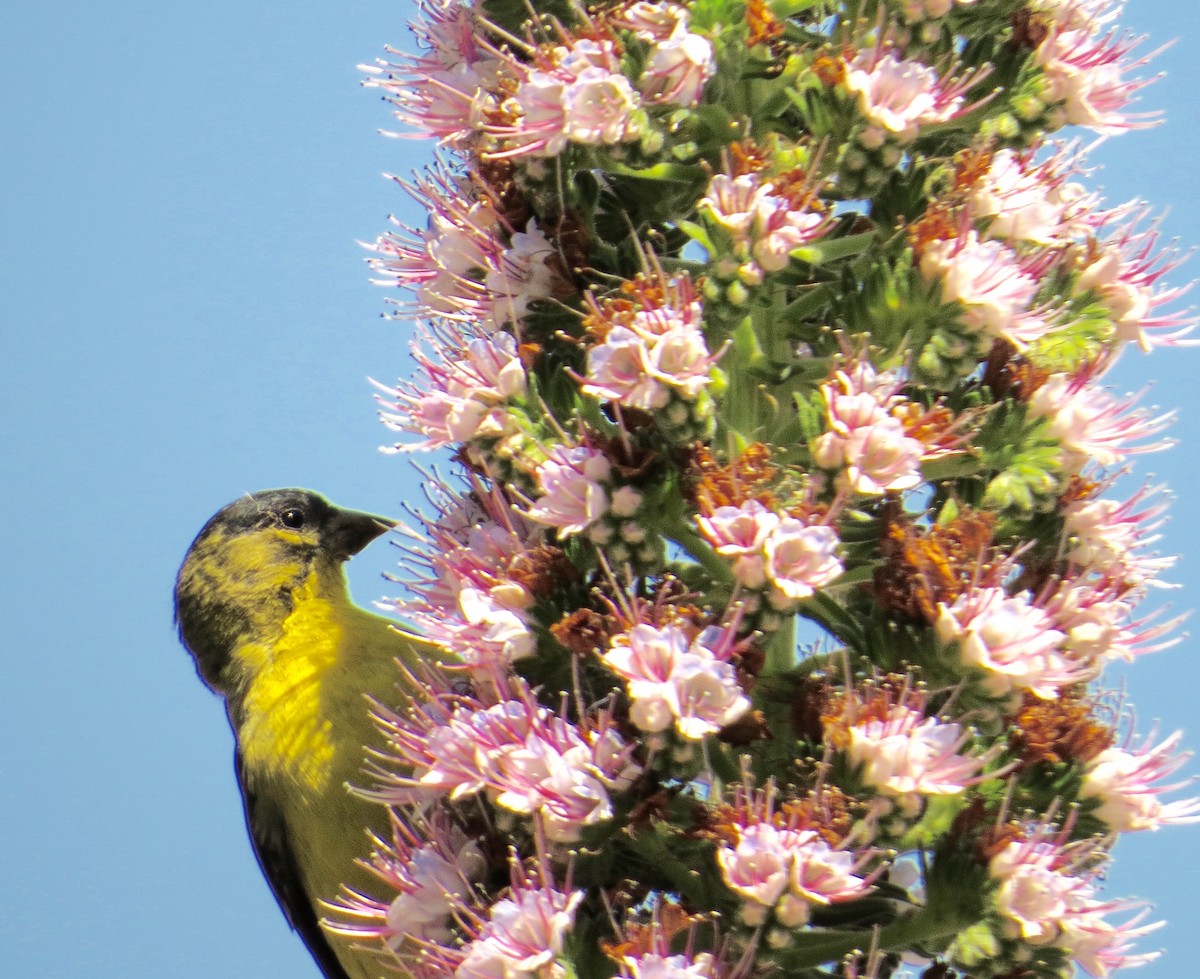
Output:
(280, 508), (306, 529)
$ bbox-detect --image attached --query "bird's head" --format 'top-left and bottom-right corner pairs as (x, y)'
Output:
(174, 489), (394, 694)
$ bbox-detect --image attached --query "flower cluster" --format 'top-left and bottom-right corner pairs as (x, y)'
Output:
(335, 1), (1196, 978)
(602, 620), (750, 740)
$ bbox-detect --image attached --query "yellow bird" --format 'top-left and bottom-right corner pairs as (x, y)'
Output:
(175, 488), (424, 979)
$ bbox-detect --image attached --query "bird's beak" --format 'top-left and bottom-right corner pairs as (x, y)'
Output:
(328, 508), (396, 561)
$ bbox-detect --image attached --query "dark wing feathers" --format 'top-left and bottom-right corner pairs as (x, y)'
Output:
(234, 750), (352, 979)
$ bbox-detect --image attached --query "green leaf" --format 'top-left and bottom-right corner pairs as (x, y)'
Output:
(677, 219), (715, 256)
(900, 795), (970, 850)
(731, 316), (769, 370)
(598, 159), (708, 184)
(791, 389), (827, 443)
(790, 229), (878, 266)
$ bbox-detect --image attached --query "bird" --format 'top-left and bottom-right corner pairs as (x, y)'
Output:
(175, 488), (426, 979)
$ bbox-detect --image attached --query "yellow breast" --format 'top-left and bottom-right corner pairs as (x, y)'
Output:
(235, 564), (407, 793)
(230, 562), (418, 970)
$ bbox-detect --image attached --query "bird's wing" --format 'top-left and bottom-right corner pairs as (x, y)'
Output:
(234, 750), (352, 979)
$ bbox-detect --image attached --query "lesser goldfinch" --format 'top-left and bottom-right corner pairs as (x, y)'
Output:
(175, 488), (423, 979)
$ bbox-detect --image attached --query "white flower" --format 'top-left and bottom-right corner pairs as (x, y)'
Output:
(457, 886), (583, 979)
(386, 843), (484, 944)
(626, 953), (715, 979)
(969, 149), (1071, 245)
(920, 233), (1044, 346)
(843, 51), (962, 143)
(846, 706), (991, 796)
(696, 500), (780, 589)
(763, 518), (843, 604)
(641, 33), (715, 106)
(936, 587), (1084, 698)
(527, 444), (612, 536)
(1080, 732), (1200, 832)
(603, 623), (750, 740)
(561, 67), (642, 145)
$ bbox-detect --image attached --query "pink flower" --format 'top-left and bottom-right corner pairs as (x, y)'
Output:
(388, 480), (542, 666)
(845, 705), (996, 796)
(377, 328), (527, 451)
(719, 823), (874, 925)
(991, 841), (1089, 944)
(385, 841), (484, 943)
(323, 809), (486, 948)
(361, 0), (500, 147)
(811, 362), (921, 494)
(935, 587), (1085, 698)
(813, 360), (967, 494)
(751, 190), (829, 272)
(842, 49), (971, 143)
(919, 232), (1047, 347)
(989, 835), (1163, 974)
(785, 834), (875, 914)
(581, 277), (718, 409)
(492, 39), (643, 157)
(715, 786), (876, 925)
(1040, 574), (1181, 670)
(602, 622), (750, 739)
(1026, 373), (1174, 471)
(480, 220), (561, 330)
(1027, 0), (1114, 31)
(369, 176), (499, 320)
(624, 953), (715, 979)
(375, 679), (639, 842)
(1061, 905), (1163, 979)
(698, 173), (760, 238)
(457, 883), (584, 979)
(716, 821), (791, 910)
(968, 147), (1090, 245)
(584, 326), (672, 410)
(898, 0), (975, 21)
(1062, 485), (1174, 587)
(455, 587), (538, 661)
(640, 32), (715, 106)
(695, 499), (780, 589)
(698, 172), (830, 274)
(612, 1), (691, 42)
(527, 444), (612, 536)
(1074, 208), (1195, 351)
(505, 69), (571, 157)
(763, 517), (844, 605)
(1080, 730), (1200, 832)
(562, 66), (643, 144)
(827, 416), (925, 495)
(1033, 21), (1160, 134)
(369, 168), (563, 330)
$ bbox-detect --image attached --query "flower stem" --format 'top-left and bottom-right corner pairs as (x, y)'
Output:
(783, 901), (976, 969)
(657, 510), (735, 586)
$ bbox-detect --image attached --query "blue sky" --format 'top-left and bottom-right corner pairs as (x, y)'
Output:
(2, 3), (1198, 977)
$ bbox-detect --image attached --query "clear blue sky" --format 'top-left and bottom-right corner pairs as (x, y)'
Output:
(2, 3), (1198, 977)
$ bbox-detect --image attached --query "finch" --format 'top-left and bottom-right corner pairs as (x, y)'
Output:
(175, 488), (424, 978)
